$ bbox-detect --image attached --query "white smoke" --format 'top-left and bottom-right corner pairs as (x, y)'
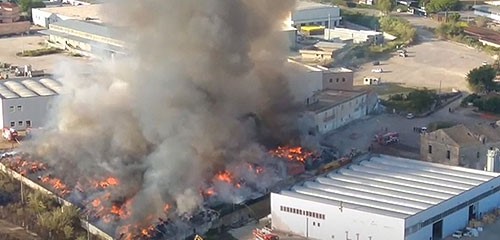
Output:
(24, 0), (300, 233)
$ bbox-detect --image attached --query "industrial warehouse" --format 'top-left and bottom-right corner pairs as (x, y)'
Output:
(271, 155), (500, 240)
(0, 78), (61, 130)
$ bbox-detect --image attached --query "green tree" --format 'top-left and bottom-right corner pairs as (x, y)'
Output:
(406, 88), (438, 113)
(447, 13), (461, 22)
(18, 0), (45, 18)
(435, 22), (464, 39)
(466, 65), (497, 93)
(377, 0), (395, 14)
(425, 0), (459, 13)
(379, 16), (417, 43)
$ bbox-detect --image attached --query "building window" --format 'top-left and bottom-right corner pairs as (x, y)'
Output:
(342, 78), (345, 82)
(336, 78), (339, 82)
(329, 78), (332, 83)
(10, 122), (14, 127)
(428, 145), (432, 154)
(17, 106), (22, 111)
(477, 152), (480, 158)
(313, 222), (316, 226)
(9, 106), (14, 112)
(447, 150), (451, 159)
(18, 121), (22, 126)
(318, 223), (321, 227)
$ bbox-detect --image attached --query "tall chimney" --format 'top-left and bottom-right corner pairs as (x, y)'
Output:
(485, 147), (500, 172)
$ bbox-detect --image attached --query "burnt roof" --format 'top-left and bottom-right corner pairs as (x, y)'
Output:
(464, 26), (500, 45)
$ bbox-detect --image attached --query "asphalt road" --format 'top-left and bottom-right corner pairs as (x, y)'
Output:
(322, 97), (495, 156)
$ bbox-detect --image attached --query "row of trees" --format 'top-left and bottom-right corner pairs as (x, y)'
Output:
(464, 65), (500, 114)
(0, 172), (89, 240)
(379, 16), (417, 44)
(376, 0), (460, 14)
(386, 88), (438, 113)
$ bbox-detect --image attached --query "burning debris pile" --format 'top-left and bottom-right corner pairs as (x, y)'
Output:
(4, 0), (330, 239)
(1, 145), (318, 239)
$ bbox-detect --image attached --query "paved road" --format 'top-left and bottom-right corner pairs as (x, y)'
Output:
(322, 97), (496, 156)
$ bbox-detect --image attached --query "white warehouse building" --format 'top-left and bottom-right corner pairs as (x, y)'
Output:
(291, 1), (342, 29)
(271, 155), (500, 240)
(0, 78), (61, 130)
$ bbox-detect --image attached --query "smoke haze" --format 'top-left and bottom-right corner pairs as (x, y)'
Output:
(24, 0), (300, 231)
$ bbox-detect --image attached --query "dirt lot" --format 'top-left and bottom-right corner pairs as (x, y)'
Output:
(354, 14), (491, 92)
(0, 219), (40, 240)
(354, 41), (490, 92)
(0, 34), (90, 74)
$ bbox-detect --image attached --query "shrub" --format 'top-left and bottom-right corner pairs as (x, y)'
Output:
(16, 48), (62, 57)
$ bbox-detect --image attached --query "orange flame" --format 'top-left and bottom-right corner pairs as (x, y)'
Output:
(270, 146), (313, 163)
(216, 171), (233, 183)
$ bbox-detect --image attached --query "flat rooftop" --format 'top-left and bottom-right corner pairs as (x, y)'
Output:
(282, 155), (500, 219)
(38, 4), (105, 21)
(307, 89), (366, 113)
(0, 78), (62, 99)
(296, 1), (334, 11)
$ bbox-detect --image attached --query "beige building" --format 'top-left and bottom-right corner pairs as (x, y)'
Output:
(40, 19), (125, 58)
(420, 123), (500, 169)
(286, 59), (354, 105)
(0, 2), (30, 36)
(303, 89), (368, 135)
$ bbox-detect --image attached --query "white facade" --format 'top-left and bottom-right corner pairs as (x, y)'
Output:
(305, 90), (367, 134)
(292, 1), (341, 28)
(474, 5), (500, 22)
(0, 79), (61, 130)
(271, 155), (500, 240)
(285, 59), (324, 104)
(32, 4), (103, 28)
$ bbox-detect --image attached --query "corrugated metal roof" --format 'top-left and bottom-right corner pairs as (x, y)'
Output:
(0, 78), (60, 99)
(282, 155), (500, 219)
(50, 19), (115, 39)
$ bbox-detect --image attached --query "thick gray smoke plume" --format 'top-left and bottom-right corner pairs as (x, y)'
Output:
(24, 0), (299, 230)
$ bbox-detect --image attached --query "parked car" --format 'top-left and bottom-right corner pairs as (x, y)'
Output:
(372, 61), (380, 66)
(482, 61), (488, 66)
(452, 230), (463, 238)
(371, 68), (383, 73)
(406, 113), (414, 119)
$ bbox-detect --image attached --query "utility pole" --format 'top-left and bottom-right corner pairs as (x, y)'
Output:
(87, 214), (90, 240)
(328, 13), (331, 40)
(439, 80), (442, 95)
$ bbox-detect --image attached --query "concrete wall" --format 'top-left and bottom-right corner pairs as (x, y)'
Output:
(322, 71), (354, 90)
(406, 175), (500, 238)
(421, 132), (496, 169)
(312, 93), (367, 134)
(420, 131), (461, 166)
(474, 9), (500, 22)
(0, 162), (113, 240)
(271, 193), (405, 240)
(0, 21), (30, 35)
(2, 96), (55, 130)
(285, 64), (323, 105)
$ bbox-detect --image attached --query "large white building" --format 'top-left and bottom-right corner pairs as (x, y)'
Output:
(291, 1), (342, 29)
(271, 155), (500, 240)
(32, 4), (104, 28)
(0, 78), (61, 130)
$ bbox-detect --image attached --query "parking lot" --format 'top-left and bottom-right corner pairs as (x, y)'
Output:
(354, 14), (491, 92)
(0, 34), (90, 74)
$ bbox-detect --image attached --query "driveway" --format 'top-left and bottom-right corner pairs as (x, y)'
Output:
(322, 97), (496, 157)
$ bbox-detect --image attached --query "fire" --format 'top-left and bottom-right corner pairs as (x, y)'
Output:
(92, 199), (101, 208)
(163, 204), (171, 213)
(215, 171), (233, 183)
(93, 177), (120, 189)
(40, 176), (70, 196)
(270, 146), (313, 163)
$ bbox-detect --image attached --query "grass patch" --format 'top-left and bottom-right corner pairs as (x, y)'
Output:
(342, 9), (380, 29)
(16, 48), (62, 57)
(364, 83), (415, 97)
(427, 121), (457, 131)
